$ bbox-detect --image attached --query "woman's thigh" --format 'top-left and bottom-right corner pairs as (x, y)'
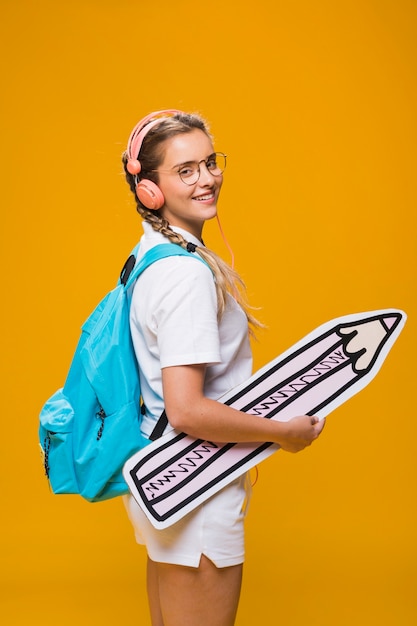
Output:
(157, 556), (243, 626)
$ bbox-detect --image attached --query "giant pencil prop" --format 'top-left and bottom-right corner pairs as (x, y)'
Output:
(124, 309), (406, 529)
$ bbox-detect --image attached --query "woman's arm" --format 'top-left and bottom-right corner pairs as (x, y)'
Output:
(162, 364), (325, 453)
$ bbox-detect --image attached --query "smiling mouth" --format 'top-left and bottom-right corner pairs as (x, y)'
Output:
(193, 192), (215, 201)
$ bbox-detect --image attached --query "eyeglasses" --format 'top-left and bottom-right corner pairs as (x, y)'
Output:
(153, 152), (227, 186)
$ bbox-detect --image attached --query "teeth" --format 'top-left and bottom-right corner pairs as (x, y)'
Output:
(194, 193), (213, 201)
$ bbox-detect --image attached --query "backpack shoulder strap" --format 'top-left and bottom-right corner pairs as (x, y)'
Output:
(124, 243), (207, 290)
(125, 243), (208, 441)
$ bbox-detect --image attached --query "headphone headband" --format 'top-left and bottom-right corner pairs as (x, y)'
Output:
(126, 109), (183, 166)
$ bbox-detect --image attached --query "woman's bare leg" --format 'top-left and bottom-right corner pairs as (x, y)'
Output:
(154, 555), (243, 626)
(147, 557), (164, 626)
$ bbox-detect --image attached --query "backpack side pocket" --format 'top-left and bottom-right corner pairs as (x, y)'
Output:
(39, 389), (79, 494)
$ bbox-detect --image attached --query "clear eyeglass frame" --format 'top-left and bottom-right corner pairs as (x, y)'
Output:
(152, 152), (227, 186)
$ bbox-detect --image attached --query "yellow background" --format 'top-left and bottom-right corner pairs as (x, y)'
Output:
(1, 1), (416, 624)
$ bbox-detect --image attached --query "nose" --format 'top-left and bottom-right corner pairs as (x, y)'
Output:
(198, 161), (216, 185)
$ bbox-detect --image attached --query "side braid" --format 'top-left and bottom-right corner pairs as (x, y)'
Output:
(130, 194), (262, 331)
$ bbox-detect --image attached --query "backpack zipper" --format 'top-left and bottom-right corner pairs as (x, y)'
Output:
(96, 407), (106, 440)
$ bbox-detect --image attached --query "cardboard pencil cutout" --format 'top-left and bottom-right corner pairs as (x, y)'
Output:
(123, 309), (406, 529)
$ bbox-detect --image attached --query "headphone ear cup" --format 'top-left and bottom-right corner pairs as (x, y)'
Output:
(136, 179), (165, 210)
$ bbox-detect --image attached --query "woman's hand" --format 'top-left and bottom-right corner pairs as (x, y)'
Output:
(277, 415), (325, 453)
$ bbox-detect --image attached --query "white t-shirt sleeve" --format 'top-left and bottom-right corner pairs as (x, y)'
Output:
(131, 255), (221, 369)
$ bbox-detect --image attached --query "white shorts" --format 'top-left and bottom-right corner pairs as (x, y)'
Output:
(123, 474), (251, 568)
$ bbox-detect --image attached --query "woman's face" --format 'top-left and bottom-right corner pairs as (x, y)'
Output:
(156, 129), (223, 238)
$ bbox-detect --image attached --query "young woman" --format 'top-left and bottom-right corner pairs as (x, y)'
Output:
(122, 110), (325, 626)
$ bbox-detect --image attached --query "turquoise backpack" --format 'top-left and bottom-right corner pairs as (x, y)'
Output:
(39, 243), (203, 502)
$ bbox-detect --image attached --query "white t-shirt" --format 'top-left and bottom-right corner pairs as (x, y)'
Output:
(130, 222), (252, 437)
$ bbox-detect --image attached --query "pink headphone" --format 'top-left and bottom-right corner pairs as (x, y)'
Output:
(126, 109), (183, 210)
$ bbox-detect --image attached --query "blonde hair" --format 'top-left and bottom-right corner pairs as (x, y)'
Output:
(122, 112), (262, 331)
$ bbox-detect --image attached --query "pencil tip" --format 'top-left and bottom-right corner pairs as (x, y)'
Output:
(383, 314), (400, 330)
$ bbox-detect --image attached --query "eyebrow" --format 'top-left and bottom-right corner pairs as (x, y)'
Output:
(172, 152), (216, 170)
